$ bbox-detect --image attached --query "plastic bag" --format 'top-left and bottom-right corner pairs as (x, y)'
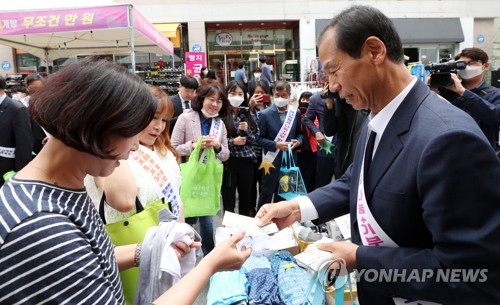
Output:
(278, 144), (307, 200)
(180, 138), (223, 217)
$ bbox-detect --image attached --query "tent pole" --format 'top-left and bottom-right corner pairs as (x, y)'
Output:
(44, 49), (50, 75)
(128, 5), (136, 72)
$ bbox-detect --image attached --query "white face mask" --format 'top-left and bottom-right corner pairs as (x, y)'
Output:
(201, 108), (219, 118)
(203, 70), (208, 76)
(254, 73), (261, 79)
(457, 65), (483, 80)
(274, 97), (289, 108)
(228, 96), (244, 107)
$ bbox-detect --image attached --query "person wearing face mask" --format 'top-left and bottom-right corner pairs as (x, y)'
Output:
(247, 68), (262, 96)
(200, 66), (208, 80)
(220, 81), (259, 217)
(432, 48), (500, 151)
(171, 84), (230, 255)
(296, 91), (317, 192)
(302, 71), (338, 188)
(256, 81), (303, 210)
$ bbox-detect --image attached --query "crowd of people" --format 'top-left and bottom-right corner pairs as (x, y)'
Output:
(0, 4), (499, 304)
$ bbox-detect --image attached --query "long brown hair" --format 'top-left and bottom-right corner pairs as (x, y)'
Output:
(147, 85), (180, 161)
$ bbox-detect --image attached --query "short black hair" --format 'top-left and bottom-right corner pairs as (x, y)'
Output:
(191, 85), (229, 117)
(319, 5), (405, 64)
(238, 61), (245, 69)
(274, 81), (291, 94)
(455, 47), (489, 63)
(259, 56), (266, 63)
(249, 80), (271, 97)
(299, 91), (313, 101)
(25, 74), (43, 86)
(253, 68), (262, 73)
(0, 75), (5, 90)
(29, 56), (157, 159)
(179, 75), (199, 90)
(206, 70), (217, 80)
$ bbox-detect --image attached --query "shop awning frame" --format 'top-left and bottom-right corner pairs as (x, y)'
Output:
(0, 4), (174, 71)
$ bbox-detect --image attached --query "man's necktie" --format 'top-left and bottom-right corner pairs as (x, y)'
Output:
(364, 130), (377, 178)
(184, 101), (190, 109)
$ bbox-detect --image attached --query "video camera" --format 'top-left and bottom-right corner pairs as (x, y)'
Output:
(237, 106), (250, 137)
(425, 57), (466, 87)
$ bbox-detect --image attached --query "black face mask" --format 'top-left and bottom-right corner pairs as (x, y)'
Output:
(299, 102), (309, 108)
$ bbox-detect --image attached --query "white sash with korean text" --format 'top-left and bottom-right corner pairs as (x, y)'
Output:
(129, 145), (181, 218)
(0, 146), (16, 159)
(357, 157), (441, 305)
(259, 106), (297, 170)
(199, 117), (223, 164)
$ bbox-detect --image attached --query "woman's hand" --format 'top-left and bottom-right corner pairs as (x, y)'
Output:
(204, 231), (251, 273)
(238, 121), (248, 131)
(171, 239), (202, 262)
(249, 94), (264, 110)
(233, 136), (247, 146)
(201, 136), (221, 150)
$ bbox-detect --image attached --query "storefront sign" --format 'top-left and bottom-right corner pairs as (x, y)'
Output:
(185, 52), (206, 76)
(215, 32), (233, 46)
(247, 33), (269, 43)
(0, 6), (128, 35)
(192, 43), (202, 52)
(1, 60), (11, 71)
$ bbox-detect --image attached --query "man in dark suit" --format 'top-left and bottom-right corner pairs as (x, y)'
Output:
(170, 75), (198, 135)
(23, 74), (46, 155)
(256, 5), (500, 304)
(0, 76), (33, 187)
(323, 88), (368, 178)
(302, 70), (337, 187)
(256, 81), (303, 210)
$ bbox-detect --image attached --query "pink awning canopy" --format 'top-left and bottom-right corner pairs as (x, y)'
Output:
(0, 4), (174, 60)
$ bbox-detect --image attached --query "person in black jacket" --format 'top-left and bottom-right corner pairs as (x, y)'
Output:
(23, 74), (46, 155)
(0, 75), (33, 187)
(431, 47), (500, 151)
(322, 80), (368, 178)
(170, 75), (199, 135)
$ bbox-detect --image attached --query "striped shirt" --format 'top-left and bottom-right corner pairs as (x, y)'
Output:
(0, 178), (124, 305)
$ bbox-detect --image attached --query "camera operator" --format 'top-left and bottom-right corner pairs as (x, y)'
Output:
(221, 81), (259, 217)
(429, 48), (500, 151)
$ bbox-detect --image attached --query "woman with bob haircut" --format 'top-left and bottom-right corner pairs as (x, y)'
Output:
(171, 84), (230, 256)
(85, 85), (192, 304)
(0, 56), (250, 305)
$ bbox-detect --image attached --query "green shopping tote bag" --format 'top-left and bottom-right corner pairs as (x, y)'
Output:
(180, 138), (223, 217)
(99, 196), (166, 305)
